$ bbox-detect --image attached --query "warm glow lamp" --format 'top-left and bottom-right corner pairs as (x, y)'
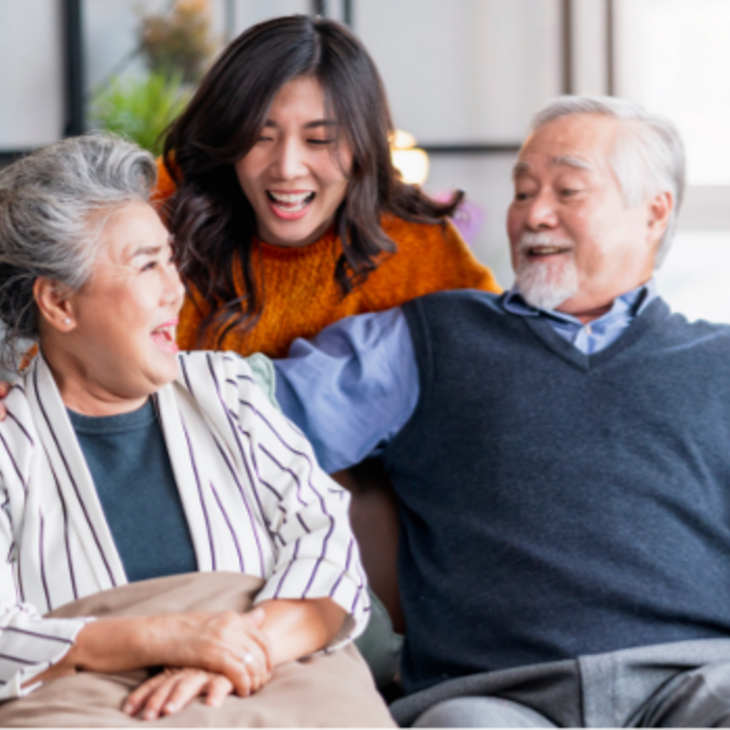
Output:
(390, 129), (429, 186)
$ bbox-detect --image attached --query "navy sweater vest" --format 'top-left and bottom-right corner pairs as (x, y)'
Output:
(385, 290), (730, 694)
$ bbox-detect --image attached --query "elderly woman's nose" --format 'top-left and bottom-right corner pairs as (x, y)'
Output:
(163, 263), (185, 307)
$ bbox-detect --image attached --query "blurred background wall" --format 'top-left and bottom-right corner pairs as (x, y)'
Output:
(1, 0), (729, 320)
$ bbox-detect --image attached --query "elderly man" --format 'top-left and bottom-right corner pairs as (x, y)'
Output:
(266, 95), (730, 727)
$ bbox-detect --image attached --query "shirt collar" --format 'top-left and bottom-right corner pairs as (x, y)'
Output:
(503, 278), (657, 325)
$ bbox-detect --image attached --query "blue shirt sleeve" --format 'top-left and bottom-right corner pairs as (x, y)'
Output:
(273, 307), (419, 474)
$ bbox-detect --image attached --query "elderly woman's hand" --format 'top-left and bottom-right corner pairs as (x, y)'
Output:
(37, 606), (273, 700)
(139, 607), (272, 699)
(124, 668), (234, 720)
(123, 608), (273, 720)
(123, 664), (271, 721)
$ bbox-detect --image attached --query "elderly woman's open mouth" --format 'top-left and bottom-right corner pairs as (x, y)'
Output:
(151, 320), (179, 352)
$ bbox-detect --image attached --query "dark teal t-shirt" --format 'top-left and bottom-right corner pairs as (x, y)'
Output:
(68, 399), (197, 582)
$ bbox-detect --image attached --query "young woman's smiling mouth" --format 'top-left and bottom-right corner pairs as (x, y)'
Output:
(266, 190), (316, 220)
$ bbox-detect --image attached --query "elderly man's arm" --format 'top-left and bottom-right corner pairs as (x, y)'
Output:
(0, 308), (420, 449)
(273, 307), (419, 473)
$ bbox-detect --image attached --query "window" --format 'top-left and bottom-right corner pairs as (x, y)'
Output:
(616, 0), (730, 321)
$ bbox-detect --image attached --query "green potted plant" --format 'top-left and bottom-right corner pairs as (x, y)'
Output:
(90, 0), (215, 153)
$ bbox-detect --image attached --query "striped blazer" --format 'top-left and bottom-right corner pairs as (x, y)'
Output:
(0, 351), (368, 699)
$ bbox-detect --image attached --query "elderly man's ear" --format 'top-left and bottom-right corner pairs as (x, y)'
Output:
(647, 191), (674, 248)
(33, 277), (77, 333)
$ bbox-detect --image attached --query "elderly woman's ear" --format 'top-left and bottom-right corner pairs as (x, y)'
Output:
(33, 277), (76, 332)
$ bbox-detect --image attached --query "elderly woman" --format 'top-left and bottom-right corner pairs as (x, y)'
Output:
(0, 135), (383, 726)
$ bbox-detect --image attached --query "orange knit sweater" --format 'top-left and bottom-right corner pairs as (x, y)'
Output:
(154, 159), (501, 358)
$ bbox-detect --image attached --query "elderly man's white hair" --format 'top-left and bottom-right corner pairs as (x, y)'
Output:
(529, 95), (686, 268)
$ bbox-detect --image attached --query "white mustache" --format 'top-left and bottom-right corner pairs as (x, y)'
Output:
(517, 232), (574, 254)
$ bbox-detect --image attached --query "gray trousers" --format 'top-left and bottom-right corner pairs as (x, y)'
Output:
(413, 697), (559, 727)
(391, 639), (730, 727)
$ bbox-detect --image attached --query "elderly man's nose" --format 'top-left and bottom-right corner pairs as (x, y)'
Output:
(525, 195), (559, 230)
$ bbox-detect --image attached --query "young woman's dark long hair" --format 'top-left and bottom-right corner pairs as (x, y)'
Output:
(163, 14), (463, 347)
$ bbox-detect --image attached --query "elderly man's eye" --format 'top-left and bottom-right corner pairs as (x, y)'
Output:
(141, 261), (158, 272)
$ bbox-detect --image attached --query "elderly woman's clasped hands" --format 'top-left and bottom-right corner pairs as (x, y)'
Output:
(123, 607), (272, 719)
(42, 605), (273, 719)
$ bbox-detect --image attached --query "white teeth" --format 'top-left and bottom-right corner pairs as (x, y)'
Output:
(268, 191), (314, 204)
(530, 246), (566, 255)
(518, 233), (574, 256)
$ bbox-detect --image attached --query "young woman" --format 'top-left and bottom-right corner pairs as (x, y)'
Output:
(156, 14), (500, 358)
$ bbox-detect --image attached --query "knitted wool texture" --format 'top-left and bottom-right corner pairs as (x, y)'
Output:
(154, 159), (500, 357)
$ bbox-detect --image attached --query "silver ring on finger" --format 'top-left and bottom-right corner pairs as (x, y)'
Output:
(242, 651), (255, 666)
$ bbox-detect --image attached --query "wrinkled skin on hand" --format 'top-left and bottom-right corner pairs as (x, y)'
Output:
(143, 608), (272, 702)
(124, 659), (271, 721)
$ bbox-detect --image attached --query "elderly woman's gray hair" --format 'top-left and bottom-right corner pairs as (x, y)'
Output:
(529, 95), (686, 268)
(0, 134), (156, 370)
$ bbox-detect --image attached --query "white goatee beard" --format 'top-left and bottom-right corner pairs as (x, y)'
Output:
(514, 233), (579, 311)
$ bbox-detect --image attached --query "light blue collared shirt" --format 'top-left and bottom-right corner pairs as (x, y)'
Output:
(274, 280), (658, 472)
(502, 279), (657, 355)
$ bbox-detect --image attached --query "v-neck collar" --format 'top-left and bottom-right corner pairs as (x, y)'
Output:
(520, 297), (670, 371)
